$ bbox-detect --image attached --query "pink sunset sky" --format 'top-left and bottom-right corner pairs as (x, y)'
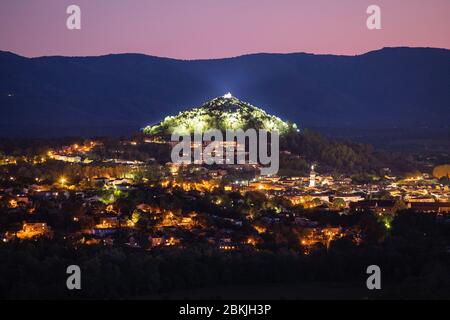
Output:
(1, 0), (449, 59)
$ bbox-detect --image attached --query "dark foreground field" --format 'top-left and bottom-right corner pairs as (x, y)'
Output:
(144, 282), (450, 300)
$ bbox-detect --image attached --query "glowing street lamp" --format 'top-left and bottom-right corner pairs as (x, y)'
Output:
(59, 177), (67, 186)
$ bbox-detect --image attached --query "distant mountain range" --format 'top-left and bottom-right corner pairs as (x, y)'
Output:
(0, 47), (449, 138)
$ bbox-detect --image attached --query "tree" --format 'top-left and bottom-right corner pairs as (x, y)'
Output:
(131, 210), (141, 224)
(331, 198), (346, 210)
(357, 212), (386, 244)
(392, 200), (407, 214)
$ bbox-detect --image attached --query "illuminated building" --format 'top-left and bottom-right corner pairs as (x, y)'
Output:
(309, 165), (316, 188)
(17, 222), (52, 239)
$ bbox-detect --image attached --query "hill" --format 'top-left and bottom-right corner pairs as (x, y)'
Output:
(144, 93), (296, 136)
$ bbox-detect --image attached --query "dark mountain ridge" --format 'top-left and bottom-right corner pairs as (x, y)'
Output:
(0, 47), (449, 138)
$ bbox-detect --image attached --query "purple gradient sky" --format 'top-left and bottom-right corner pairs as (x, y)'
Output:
(1, 0), (449, 59)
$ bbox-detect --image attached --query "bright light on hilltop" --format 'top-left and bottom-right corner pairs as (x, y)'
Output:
(223, 92), (233, 99)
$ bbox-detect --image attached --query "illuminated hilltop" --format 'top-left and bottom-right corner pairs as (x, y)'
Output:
(143, 93), (298, 136)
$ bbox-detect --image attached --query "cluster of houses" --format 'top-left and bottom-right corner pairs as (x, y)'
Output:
(228, 171), (450, 214)
(1, 153), (450, 251)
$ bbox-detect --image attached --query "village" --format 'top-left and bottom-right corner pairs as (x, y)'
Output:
(1, 137), (449, 254)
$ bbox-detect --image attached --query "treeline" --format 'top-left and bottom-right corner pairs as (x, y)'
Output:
(90, 140), (171, 164)
(0, 160), (137, 185)
(0, 136), (171, 164)
(0, 210), (449, 299)
(0, 137), (89, 156)
(280, 129), (419, 175)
